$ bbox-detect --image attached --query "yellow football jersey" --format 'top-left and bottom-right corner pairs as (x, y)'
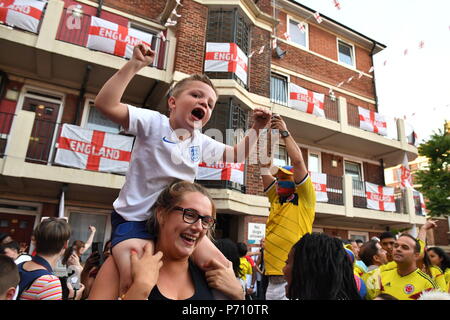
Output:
(264, 176), (315, 276)
(366, 267), (438, 300)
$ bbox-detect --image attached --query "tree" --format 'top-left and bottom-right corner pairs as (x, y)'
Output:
(414, 123), (450, 217)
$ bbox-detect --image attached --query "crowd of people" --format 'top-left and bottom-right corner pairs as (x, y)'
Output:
(1, 45), (449, 301)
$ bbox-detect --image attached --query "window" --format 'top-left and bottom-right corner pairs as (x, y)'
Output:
(273, 145), (289, 167)
(270, 74), (288, 106)
(288, 19), (307, 47)
(345, 161), (362, 180)
(308, 153), (320, 173)
(338, 40), (355, 67)
(206, 8), (251, 88)
(348, 231), (369, 243)
(85, 101), (120, 134)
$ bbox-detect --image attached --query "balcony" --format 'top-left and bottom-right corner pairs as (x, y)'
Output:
(0, 0), (174, 108)
(0, 110), (426, 229)
(270, 92), (418, 167)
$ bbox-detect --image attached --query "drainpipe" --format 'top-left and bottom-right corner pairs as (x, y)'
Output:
(96, 0), (103, 17)
(370, 41), (379, 112)
(75, 64), (92, 125)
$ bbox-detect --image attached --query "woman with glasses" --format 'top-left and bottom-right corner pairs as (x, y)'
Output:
(89, 180), (244, 300)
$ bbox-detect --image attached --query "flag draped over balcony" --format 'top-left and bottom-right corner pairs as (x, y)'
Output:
(365, 182), (396, 212)
(87, 16), (153, 59)
(358, 106), (388, 136)
(0, 0), (46, 33)
(289, 83), (325, 117)
(196, 162), (244, 185)
(399, 153), (413, 189)
(310, 172), (328, 202)
(55, 124), (133, 174)
(204, 42), (248, 85)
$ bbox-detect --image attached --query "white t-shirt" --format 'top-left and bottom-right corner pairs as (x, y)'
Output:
(15, 254), (32, 265)
(113, 105), (226, 221)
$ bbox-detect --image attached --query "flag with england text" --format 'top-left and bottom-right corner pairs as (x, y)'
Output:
(55, 124), (133, 174)
(87, 16), (153, 59)
(289, 83), (325, 117)
(365, 182), (396, 212)
(0, 0), (46, 33)
(197, 162), (244, 185)
(204, 42), (248, 85)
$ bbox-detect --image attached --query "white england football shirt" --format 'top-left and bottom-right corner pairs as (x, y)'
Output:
(113, 105), (226, 221)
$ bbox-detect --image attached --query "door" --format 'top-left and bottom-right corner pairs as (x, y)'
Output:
(22, 97), (60, 164)
(0, 213), (36, 253)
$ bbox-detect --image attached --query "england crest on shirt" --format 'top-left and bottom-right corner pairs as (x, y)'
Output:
(189, 146), (200, 162)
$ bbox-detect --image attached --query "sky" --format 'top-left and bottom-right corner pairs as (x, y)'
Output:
(293, 0), (450, 143)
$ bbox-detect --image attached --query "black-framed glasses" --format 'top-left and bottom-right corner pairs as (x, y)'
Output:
(173, 206), (216, 229)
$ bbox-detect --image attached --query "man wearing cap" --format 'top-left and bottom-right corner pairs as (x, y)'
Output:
(260, 114), (316, 300)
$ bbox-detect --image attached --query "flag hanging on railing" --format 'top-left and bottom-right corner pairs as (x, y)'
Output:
(358, 106), (387, 136)
(197, 162), (244, 185)
(204, 42), (248, 85)
(413, 190), (426, 216)
(365, 182), (396, 212)
(289, 83), (325, 117)
(310, 172), (328, 202)
(87, 16), (153, 59)
(399, 153), (413, 188)
(55, 124), (133, 174)
(0, 0), (46, 33)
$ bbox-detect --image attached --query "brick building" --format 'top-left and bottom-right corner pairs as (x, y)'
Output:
(0, 0), (427, 271)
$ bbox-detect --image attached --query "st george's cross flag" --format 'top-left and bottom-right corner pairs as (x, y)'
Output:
(358, 106), (387, 136)
(197, 162), (244, 185)
(204, 42), (248, 85)
(87, 16), (153, 59)
(310, 171), (328, 202)
(365, 182), (396, 212)
(289, 83), (325, 117)
(55, 124), (133, 174)
(0, 0), (46, 33)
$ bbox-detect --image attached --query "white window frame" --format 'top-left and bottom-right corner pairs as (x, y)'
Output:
(308, 150), (322, 173)
(348, 230), (369, 242)
(270, 72), (290, 106)
(337, 38), (356, 68)
(80, 98), (121, 134)
(286, 16), (309, 50)
(344, 159), (364, 181)
(273, 144), (290, 168)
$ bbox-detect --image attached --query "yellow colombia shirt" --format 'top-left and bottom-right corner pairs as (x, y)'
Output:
(264, 175), (316, 276)
(366, 267), (438, 300)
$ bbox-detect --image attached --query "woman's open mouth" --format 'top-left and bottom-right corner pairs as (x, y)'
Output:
(191, 108), (205, 121)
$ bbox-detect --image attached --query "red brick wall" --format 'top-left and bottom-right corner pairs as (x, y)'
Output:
(62, 94), (78, 125)
(321, 152), (344, 177)
(102, 0), (166, 22)
(249, 26), (271, 98)
(363, 162), (384, 185)
(355, 45), (373, 75)
(433, 219), (450, 246)
(254, 0), (273, 16)
(173, 0), (208, 75)
(309, 24), (338, 61)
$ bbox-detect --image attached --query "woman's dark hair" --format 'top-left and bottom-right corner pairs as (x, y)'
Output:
(236, 242), (248, 257)
(214, 238), (242, 278)
(287, 233), (361, 300)
(427, 247), (450, 271)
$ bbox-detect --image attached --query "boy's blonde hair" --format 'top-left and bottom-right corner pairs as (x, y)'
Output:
(169, 74), (217, 99)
